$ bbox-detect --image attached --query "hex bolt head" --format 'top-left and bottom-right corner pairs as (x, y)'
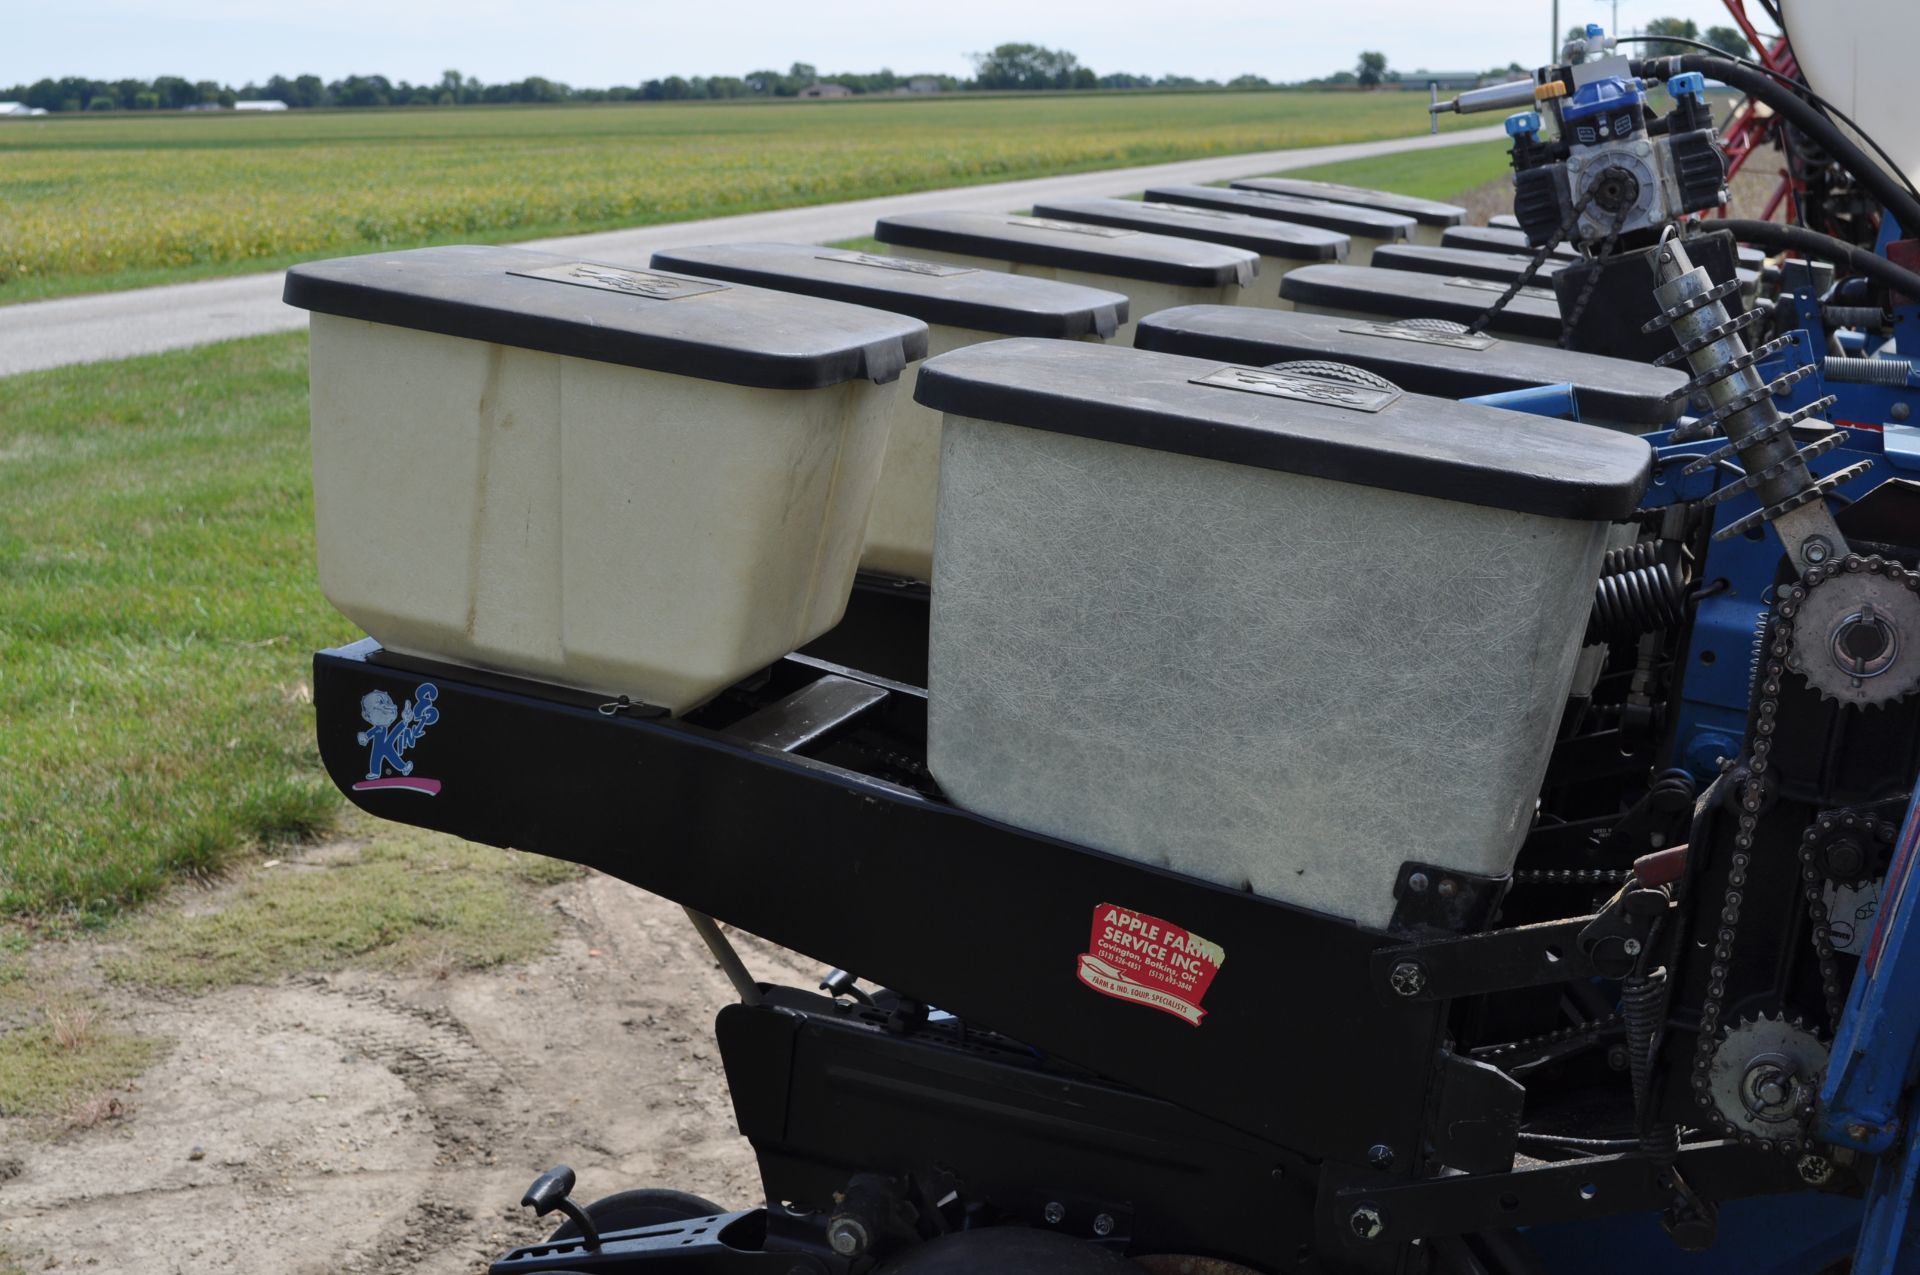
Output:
(826, 1217), (870, 1257)
(1388, 961), (1428, 998)
(1043, 1201), (1066, 1225)
(1623, 938), (1643, 956)
(1366, 1144), (1395, 1171)
(1803, 537), (1833, 566)
(1798, 1154), (1835, 1186)
(1407, 872), (1430, 893)
(1349, 1204), (1386, 1242)
(1092, 1213), (1115, 1237)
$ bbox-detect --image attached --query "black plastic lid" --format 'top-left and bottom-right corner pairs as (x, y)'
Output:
(1373, 243), (1568, 283)
(646, 242), (1127, 340)
(1027, 198), (1348, 263)
(872, 211), (1256, 288)
(914, 338), (1649, 520)
(1442, 225), (1580, 261)
(1133, 305), (1688, 427)
(1144, 185), (1417, 241)
(1228, 178), (1466, 228)
(283, 244), (928, 388)
(1280, 264), (1563, 341)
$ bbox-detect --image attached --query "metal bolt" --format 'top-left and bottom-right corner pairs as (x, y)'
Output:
(1623, 938), (1643, 957)
(1367, 1144), (1395, 1171)
(826, 1217), (870, 1257)
(1607, 1043), (1631, 1072)
(1803, 536), (1833, 566)
(1388, 961), (1428, 998)
(1043, 1201), (1065, 1225)
(1826, 839), (1867, 879)
(1848, 1123), (1871, 1141)
(1893, 402), (1912, 422)
(1436, 878), (1459, 899)
(1348, 1204), (1386, 1242)
(1407, 872), (1430, 893)
(1798, 1154), (1835, 1186)
(1092, 1213), (1115, 1238)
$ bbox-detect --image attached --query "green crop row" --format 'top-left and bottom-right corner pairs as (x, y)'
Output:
(0, 92), (1478, 299)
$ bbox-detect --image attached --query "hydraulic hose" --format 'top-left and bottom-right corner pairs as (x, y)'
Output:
(1707, 218), (1920, 300)
(1630, 53), (1920, 237)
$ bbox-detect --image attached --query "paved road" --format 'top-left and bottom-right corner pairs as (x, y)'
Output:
(0, 125), (1500, 378)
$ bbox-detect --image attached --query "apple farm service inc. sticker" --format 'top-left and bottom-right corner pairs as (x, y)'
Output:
(1076, 904), (1225, 1026)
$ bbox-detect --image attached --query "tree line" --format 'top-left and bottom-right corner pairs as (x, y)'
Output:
(4, 22), (1760, 115)
(1, 45), (1311, 113)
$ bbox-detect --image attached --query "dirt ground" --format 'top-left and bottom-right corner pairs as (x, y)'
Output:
(0, 863), (821, 1275)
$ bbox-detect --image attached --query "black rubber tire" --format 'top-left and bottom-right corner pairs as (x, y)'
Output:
(548, 1187), (726, 1240)
(875, 1228), (1137, 1274)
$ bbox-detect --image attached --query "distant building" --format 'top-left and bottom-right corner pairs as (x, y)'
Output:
(799, 82), (853, 99)
(1414, 71), (1492, 91)
(182, 102), (223, 112)
(235, 99), (290, 112)
(0, 101), (41, 116)
(906, 77), (942, 94)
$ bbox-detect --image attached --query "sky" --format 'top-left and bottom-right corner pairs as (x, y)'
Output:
(6, 1), (1770, 88)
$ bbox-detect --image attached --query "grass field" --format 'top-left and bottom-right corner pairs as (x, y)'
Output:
(0, 91), (1480, 303)
(0, 332), (341, 924)
(0, 146), (1499, 927)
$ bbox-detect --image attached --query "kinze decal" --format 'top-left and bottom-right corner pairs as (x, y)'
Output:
(352, 683), (441, 795)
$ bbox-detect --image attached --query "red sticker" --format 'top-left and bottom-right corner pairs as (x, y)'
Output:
(1076, 903), (1225, 1026)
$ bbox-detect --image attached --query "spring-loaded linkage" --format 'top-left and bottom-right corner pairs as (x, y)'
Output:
(1602, 540), (1665, 575)
(1589, 562), (1687, 645)
(1647, 237), (1869, 570)
(1620, 967), (1678, 1157)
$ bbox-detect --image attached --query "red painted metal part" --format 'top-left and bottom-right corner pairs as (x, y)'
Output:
(1712, 0), (1802, 223)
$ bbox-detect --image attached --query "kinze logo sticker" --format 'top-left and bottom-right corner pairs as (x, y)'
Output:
(1077, 904), (1225, 1026)
(352, 683), (441, 796)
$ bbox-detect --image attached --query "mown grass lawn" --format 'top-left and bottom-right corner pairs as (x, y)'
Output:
(0, 145), (1501, 927)
(0, 332), (347, 924)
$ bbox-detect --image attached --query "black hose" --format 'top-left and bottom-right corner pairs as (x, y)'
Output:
(1708, 218), (1920, 300)
(1626, 50), (1920, 234)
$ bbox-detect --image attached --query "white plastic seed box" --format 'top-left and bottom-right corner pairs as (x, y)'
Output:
(873, 211), (1254, 343)
(915, 339), (1651, 930)
(1229, 177), (1466, 247)
(1133, 305), (1688, 432)
(1027, 198), (1349, 309)
(1281, 263), (1564, 347)
(1144, 185), (1417, 265)
(650, 242), (1126, 582)
(284, 245), (927, 714)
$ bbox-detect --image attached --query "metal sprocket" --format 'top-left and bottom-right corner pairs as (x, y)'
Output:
(1707, 1013), (1828, 1144)
(1781, 556), (1920, 707)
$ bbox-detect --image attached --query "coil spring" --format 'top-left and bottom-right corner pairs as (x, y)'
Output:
(1821, 355), (1915, 387)
(1587, 562), (1686, 645)
(1747, 606), (1770, 704)
(1601, 540), (1663, 575)
(1620, 968), (1678, 1156)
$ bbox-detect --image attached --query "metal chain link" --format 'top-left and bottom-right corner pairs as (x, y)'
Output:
(1798, 808), (1898, 1030)
(1465, 187), (1598, 336)
(1694, 554), (1920, 1151)
(1558, 203), (1631, 349)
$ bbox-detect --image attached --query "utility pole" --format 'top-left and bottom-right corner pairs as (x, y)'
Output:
(1553, 0), (1561, 60)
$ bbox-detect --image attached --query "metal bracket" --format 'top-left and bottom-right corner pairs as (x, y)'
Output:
(1371, 917), (1597, 1004)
